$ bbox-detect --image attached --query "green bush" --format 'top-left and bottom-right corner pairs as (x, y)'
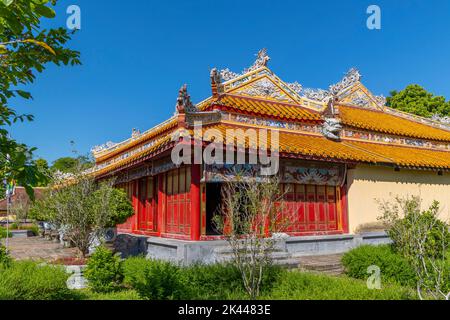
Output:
(0, 227), (12, 239)
(180, 262), (282, 299)
(342, 245), (416, 287)
(0, 245), (12, 268)
(85, 246), (123, 293)
(180, 263), (244, 299)
(123, 257), (184, 300)
(0, 261), (74, 300)
(27, 224), (40, 236)
(265, 270), (416, 300)
(78, 289), (142, 300)
(392, 210), (450, 259)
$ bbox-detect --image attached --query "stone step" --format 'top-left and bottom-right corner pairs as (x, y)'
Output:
(213, 246), (285, 255)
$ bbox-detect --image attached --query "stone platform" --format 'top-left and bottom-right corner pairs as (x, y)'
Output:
(114, 232), (391, 266)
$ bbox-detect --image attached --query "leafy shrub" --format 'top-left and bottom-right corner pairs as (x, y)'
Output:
(123, 257), (184, 300)
(0, 261), (74, 300)
(85, 246), (123, 293)
(265, 270), (416, 300)
(379, 198), (450, 259)
(79, 289), (141, 300)
(106, 188), (135, 227)
(181, 262), (282, 299)
(342, 245), (416, 287)
(0, 245), (12, 268)
(27, 224), (40, 236)
(0, 227), (11, 239)
(180, 263), (244, 299)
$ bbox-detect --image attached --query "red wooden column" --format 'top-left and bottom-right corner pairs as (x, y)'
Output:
(131, 181), (139, 233)
(340, 185), (349, 234)
(157, 173), (166, 236)
(190, 164), (201, 241)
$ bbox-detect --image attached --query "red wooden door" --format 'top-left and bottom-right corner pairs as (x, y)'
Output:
(137, 177), (157, 232)
(282, 184), (339, 234)
(165, 167), (191, 236)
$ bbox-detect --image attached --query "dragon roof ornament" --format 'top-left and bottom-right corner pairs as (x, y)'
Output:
(175, 84), (197, 114)
(329, 68), (362, 95)
(219, 48), (271, 82)
(91, 141), (118, 154)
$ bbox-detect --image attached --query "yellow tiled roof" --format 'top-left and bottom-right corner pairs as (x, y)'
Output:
(209, 94), (321, 121)
(205, 124), (384, 163)
(94, 134), (174, 177)
(339, 105), (450, 142)
(205, 124), (450, 169)
(96, 118), (178, 163)
(343, 140), (450, 169)
(94, 122), (450, 176)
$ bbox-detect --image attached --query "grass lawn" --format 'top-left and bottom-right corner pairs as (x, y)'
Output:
(75, 270), (417, 301)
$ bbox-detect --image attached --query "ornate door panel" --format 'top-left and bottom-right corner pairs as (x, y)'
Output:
(137, 177), (157, 232)
(165, 167), (191, 236)
(282, 184), (339, 234)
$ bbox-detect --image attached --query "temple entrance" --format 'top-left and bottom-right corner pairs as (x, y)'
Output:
(206, 183), (222, 235)
(137, 177), (157, 232)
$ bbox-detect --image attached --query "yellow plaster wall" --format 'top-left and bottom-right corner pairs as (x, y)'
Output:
(347, 165), (450, 233)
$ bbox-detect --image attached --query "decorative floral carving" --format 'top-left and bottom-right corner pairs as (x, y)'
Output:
(375, 95), (387, 107)
(91, 141), (118, 154)
(329, 68), (361, 95)
(351, 92), (370, 108)
(219, 49), (270, 82)
(302, 88), (331, 102)
(432, 114), (450, 125)
(219, 68), (240, 82)
(287, 81), (303, 94)
(235, 78), (289, 101)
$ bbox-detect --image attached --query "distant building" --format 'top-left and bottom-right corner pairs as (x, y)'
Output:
(0, 187), (46, 220)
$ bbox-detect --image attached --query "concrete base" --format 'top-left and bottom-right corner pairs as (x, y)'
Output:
(10, 230), (34, 238)
(114, 232), (391, 265)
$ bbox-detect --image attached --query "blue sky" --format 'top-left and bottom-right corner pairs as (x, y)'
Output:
(9, 0), (450, 163)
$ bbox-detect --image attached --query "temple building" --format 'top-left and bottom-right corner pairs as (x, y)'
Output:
(90, 50), (450, 258)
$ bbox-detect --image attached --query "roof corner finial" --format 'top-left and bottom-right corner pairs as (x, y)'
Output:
(245, 48), (270, 73)
(132, 128), (140, 138)
(210, 68), (223, 98)
(176, 84), (196, 114)
(329, 67), (362, 95)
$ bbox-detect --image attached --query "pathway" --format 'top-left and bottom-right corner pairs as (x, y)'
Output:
(1, 237), (78, 262)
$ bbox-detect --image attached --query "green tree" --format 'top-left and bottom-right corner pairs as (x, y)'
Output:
(386, 84), (450, 118)
(0, 0), (81, 199)
(30, 171), (134, 257)
(51, 156), (94, 173)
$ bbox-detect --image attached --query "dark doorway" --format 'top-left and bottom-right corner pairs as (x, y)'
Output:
(206, 183), (222, 235)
